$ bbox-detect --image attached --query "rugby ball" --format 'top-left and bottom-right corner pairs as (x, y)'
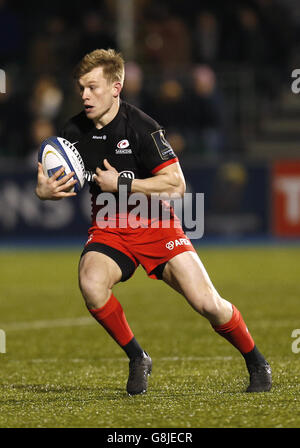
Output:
(38, 137), (85, 193)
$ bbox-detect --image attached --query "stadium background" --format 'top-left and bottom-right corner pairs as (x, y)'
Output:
(1, 0), (300, 245)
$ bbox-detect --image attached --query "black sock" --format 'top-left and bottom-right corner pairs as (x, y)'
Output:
(243, 345), (266, 368)
(122, 337), (144, 359)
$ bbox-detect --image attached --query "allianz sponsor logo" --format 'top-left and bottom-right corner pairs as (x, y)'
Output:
(165, 238), (191, 250)
(92, 135), (107, 140)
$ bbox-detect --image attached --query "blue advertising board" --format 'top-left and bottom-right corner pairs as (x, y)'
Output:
(0, 162), (270, 246)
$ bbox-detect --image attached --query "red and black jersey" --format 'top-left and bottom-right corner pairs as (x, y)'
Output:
(60, 100), (179, 227)
(61, 100), (178, 190)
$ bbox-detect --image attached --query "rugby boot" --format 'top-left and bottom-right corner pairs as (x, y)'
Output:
(246, 361), (272, 392)
(127, 351), (152, 396)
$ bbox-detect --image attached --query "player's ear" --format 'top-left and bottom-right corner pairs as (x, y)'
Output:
(112, 81), (123, 97)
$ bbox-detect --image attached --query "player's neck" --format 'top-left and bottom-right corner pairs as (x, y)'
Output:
(94, 97), (120, 130)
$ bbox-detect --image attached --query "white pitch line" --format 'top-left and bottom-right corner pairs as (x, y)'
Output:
(4, 356), (234, 363)
(1, 316), (299, 333)
(1, 316), (94, 332)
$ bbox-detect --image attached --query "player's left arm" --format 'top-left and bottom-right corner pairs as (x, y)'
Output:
(131, 162), (186, 197)
(94, 159), (186, 197)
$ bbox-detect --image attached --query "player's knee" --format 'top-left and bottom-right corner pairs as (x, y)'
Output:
(193, 285), (223, 319)
(79, 266), (110, 309)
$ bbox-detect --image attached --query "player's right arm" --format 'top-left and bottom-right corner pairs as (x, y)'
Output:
(35, 162), (78, 201)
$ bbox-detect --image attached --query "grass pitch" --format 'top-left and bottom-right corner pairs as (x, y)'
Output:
(0, 245), (299, 428)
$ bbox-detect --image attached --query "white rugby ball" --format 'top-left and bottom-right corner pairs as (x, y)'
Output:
(38, 136), (85, 193)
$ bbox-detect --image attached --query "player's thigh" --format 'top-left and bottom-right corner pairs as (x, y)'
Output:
(162, 251), (221, 313)
(79, 251), (122, 304)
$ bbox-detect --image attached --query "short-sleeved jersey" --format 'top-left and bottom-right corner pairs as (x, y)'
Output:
(60, 100), (179, 227)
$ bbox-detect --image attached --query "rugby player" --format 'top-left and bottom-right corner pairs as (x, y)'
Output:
(35, 49), (272, 395)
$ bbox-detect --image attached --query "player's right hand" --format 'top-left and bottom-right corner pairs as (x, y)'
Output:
(35, 162), (78, 200)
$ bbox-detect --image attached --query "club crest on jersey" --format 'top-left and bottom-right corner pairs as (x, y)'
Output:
(119, 170), (135, 179)
(117, 139), (129, 148)
(116, 139), (132, 154)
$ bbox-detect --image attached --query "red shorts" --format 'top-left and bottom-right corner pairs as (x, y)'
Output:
(81, 224), (196, 281)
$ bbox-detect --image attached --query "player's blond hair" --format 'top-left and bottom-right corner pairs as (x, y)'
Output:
(74, 49), (125, 85)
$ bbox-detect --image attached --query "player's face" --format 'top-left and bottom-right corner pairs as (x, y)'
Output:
(78, 67), (120, 123)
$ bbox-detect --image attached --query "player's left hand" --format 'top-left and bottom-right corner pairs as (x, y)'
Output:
(94, 159), (119, 192)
